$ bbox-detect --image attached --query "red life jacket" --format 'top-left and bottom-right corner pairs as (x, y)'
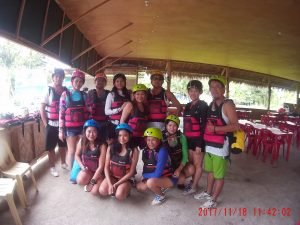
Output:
(142, 147), (173, 177)
(65, 91), (89, 128)
(110, 92), (130, 121)
(45, 86), (67, 121)
(128, 104), (148, 137)
(162, 131), (183, 170)
(204, 101), (227, 148)
(81, 146), (100, 172)
(109, 148), (132, 179)
(183, 100), (208, 138)
(89, 89), (109, 122)
(147, 88), (167, 122)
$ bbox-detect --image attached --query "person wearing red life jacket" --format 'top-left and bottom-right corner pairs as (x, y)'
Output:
(147, 71), (182, 130)
(40, 68), (68, 177)
(99, 123), (139, 201)
(194, 76), (239, 209)
(136, 127), (175, 206)
(87, 72), (109, 126)
(182, 80), (208, 195)
(59, 70), (90, 171)
(120, 83), (148, 149)
(105, 73), (131, 126)
(75, 119), (107, 195)
(162, 115), (195, 190)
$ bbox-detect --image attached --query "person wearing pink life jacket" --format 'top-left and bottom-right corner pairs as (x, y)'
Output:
(59, 70), (90, 171)
(40, 68), (68, 177)
(120, 83), (148, 149)
(87, 72), (110, 126)
(136, 127), (175, 206)
(75, 119), (107, 195)
(105, 73), (131, 126)
(99, 123), (139, 201)
(147, 71), (182, 130)
(182, 80), (208, 195)
(194, 76), (239, 209)
(162, 115), (195, 190)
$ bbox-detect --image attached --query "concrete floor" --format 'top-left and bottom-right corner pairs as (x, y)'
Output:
(1, 145), (300, 225)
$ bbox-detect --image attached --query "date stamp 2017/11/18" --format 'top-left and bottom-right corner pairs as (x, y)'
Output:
(198, 207), (292, 217)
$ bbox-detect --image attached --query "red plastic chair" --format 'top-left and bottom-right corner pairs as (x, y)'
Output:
(244, 123), (256, 154)
(257, 129), (275, 163)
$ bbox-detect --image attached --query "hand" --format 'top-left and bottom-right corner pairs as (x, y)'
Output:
(108, 183), (114, 195)
(173, 169), (180, 178)
(120, 102), (127, 111)
(58, 131), (65, 142)
(206, 120), (215, 133)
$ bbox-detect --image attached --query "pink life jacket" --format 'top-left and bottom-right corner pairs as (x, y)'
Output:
(81, 146), (100, 172)
(203, 101), (227, 148)
(147, 88), (167, 122)
(45, 86), (67, 121)
(89, 89), (109, 122)
(109, 148), (132, 179)
(109, 92), (130, 121)
(128, 104), (148, 137)
(65, 91), (89, 128)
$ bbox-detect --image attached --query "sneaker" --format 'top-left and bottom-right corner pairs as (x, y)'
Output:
(183, 184), (196, 195)
(61, 163), (69, 170)
(200, 199), (217, 208)
(50, 167), (59, 177)
(151, 195), (166, 205)
(194, 191), (212, 200)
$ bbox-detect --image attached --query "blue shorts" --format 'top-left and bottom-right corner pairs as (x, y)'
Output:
(66, 127), (83, 137)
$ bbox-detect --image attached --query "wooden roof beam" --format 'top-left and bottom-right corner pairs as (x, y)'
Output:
(87, 40), (132, 70)
(41, 0), (111, 46)
(95, 50), (133, 73)
(72, 22), (133, 61)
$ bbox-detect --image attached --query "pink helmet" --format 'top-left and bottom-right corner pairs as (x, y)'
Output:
(71, 70), (85, 84)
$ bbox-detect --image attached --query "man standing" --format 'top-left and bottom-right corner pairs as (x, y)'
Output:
(40, 68), (68, 177)
(147, 71), (182, 130)
(194, 76), (239, 208)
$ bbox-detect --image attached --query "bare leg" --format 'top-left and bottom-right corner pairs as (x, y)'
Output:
(206, 172), (215, 195)
(191, 148), (204, 190)
(115, 182), (131, 201)
(146, 177), (173, 195)
(58, 146), (66, 165)
(66, 136), (80, 170)
(48, 150), (56, 168)
(212, 179), (224, 201)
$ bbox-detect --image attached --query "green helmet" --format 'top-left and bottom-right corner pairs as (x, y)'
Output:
(132, 84), (147, 93)
(165, 114), (180, 126)
(144, 127), (163, 140)
(208, 75), (226, 87)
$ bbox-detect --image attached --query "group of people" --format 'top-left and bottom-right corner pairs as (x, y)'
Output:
(40, 68), (239, 208)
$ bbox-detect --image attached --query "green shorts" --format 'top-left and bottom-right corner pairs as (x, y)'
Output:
(204, 153), (228, 179)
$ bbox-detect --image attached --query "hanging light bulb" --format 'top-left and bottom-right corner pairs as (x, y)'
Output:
(145, 0), (150, 7)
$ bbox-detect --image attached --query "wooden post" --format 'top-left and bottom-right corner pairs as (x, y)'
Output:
(166, 60), (172, 91)
(267, 80), (271, 110)
(16, 0), (26, 38)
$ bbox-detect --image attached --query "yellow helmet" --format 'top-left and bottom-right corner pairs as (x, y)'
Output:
(144, 127), (163, 140)
(132, 84), (147, 93)
(165, 114), (180, 126)
(208, 75), (227, 87)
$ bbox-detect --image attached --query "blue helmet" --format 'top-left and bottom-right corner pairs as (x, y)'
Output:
(115, 123), (133, 133)
(83, 119), (100, 130)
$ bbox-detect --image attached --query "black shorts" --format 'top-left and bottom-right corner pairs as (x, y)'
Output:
(187, 138), (205, 152)
(45, 125), (67, 151)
